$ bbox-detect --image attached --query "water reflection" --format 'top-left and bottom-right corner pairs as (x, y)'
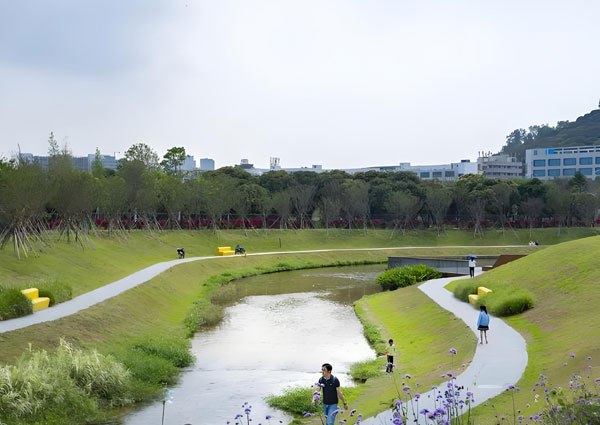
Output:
(123, 264), (383, 425)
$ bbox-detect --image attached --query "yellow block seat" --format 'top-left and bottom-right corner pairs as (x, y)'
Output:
(21, 288), (39, 300)
(468, 294), (479, 305)
(32, 297), (50, 312)
(216, 246), (231, 256)
(477, 286), (493, 297)
(222, 250), (235, 256)
(21, 288), (51, 312)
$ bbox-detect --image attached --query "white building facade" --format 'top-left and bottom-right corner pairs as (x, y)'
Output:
(525, 146), (600, 180)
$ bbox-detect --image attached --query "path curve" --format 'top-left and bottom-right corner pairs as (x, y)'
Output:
(0, 246), (525, 334)
(361, 271), (528, 424)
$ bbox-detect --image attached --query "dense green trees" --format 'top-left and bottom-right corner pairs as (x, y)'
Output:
(2, 142), (600, 256)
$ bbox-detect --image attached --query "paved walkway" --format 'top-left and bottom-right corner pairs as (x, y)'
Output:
(0, 246), (525, 334)
(361, 270), (528, 424)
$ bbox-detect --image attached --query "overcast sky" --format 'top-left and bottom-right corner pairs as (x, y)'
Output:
(1, 1), (599, 169)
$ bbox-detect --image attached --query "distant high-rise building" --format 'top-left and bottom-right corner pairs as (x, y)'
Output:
(199, 158), (215, 171)
(87, 154), (118, 171)
(181, 155), (196, 171)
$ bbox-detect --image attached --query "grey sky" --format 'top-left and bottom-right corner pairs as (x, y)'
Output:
(1, 0), (598, 169)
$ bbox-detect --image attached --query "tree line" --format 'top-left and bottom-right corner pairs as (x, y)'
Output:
(1, 142), (599, 257)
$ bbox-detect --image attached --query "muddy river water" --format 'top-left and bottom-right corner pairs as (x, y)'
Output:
(123, 264), (384, 425)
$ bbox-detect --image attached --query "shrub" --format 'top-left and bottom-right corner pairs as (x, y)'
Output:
(131, 336), (195, 368)
(0, 287), (33, 320)
(452, 280), (479, 302)
(265, 386), (320, 415)
(183, 301), (224, 337)
(376, 264), (442, 291)
(349, 358), (384, 381)
(477, 289), (534, 316)
(453, 280), (534, 316)
(210, 284), (240, 305)
(118, 350), (179, 386)
(38, 280), (73, 305)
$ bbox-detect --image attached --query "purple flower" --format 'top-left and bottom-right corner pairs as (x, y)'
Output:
(570, 353), (575, 358)
(402, 386), (411, 391)
(588, 356), (592, 360)
(350, 409), (357, 416)
(302, 412), (313, 417)
(414, 393), (420, 399)
(265, 415), (272, 420)
(449, 348), (457, 355)
(392, 418), (403, 425)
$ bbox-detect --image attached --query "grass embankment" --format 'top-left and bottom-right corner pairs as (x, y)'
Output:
(0, 226), (593, 296)
(444, 235), (600, 423)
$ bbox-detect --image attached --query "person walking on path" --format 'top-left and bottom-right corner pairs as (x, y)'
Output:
(477, 305), (490, 344)
(468, 257), (477, 278)
(317, 363), (348, 425)
(385, 339), (396, 373)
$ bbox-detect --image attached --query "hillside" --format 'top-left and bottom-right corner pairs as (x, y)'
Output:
(501, 108), (600, 160)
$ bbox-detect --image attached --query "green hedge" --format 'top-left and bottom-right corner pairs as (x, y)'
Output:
(452, 280), (534, 316)
(38, 280), (73, 305)
(376, 264), (442, 291)
(349, 358), (384, 381)
(0, 287), (33, 320)
(183, 301), (224, 337)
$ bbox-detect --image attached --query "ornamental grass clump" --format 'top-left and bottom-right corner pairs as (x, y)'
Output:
(183, 301), (224, 337)
(0, 339), (134, 422)
(349, 358), (385, 382)
(376, 265), (442, 291)
(131, 336), (195, 368)
(0, 287), (33, 320)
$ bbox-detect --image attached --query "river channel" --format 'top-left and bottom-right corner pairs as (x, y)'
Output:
(122, 264), (384, 425)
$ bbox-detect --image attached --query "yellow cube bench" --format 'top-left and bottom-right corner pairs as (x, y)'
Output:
(477, 286), (493, 297)
(21, 288), (39, 299)
(468, 294), (479, 305)
(21, 288), (51, 312)
(216, 247), (235, 256)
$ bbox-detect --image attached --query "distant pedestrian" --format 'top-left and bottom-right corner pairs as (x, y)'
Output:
(477, 305), (490, 344)
(468, 257), (476, 278)
(316, 363), (348, 425)
(385, 339), (396, 373)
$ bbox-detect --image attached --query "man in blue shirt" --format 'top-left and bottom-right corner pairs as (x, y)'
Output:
(317, 363), (348, 425)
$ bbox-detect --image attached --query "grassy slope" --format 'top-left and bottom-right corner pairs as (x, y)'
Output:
(1, 227), (593, 295)
(340, 286), (477, 422)
(442, 235), (600, 423)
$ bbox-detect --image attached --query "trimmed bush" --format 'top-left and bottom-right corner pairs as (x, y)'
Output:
(0, 287), (33, 320)
(452, 280), (479, 302)
(453, 280), (534, 316)
(477, 289), (534, 316)
(38, 280), (73, 305)
(376, 264), (442, 291)
(131, 336), (195, 368)
(183, 301), (224, 337)
(349, 358), (384, 381)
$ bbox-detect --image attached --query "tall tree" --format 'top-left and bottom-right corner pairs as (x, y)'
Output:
(124, 143), (160, 170)
(342, 180), (370, 235)
(385, 191), (423, 236)
(290, 184), (316, 229)
(426, 186), (452, 236)
(161, 147), (187, 176)
(92, 147), (104, 178)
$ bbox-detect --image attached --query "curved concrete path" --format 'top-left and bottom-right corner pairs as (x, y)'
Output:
(0, 246), (525, 334)
(361, 271), (528, 424)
